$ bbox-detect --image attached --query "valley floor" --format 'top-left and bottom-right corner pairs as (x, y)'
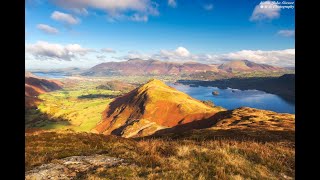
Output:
(25, 78), (130, 132)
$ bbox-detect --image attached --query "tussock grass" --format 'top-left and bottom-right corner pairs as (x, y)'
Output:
(26, 131), (294, 179)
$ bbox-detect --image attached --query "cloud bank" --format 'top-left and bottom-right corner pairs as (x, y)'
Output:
(26, 43), (295, 68)
(26, 41), (92, 61)
(122, 47), (295, 67)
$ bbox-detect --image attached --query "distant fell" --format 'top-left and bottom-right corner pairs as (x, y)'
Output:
(84, 59), (215, 76)
(218, 60), (282, 73)
(83, 59), (285, 76)
(93, 79), (223, 137)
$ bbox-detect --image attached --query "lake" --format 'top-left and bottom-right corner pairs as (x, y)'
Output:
(32, 72), (68, 79)
(167, 83), (295, 114)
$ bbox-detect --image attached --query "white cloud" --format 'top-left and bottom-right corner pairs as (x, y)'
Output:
(155, 47), (191, 61)
(52, 0), (159, 22)
(220, 49), (295, 67)
(203, 4), (213, 11)
(174, 47), (190, 57)
(36, 24), (59, 34)
(168, 0), (177, 8)
(51, 11), (80, 25)
(277, 29), (295, 37)
(101, 48), (116, 53)
(250, 1), (280, 21)
(25, 41), (92, 61)
(119, 47), (295, 67)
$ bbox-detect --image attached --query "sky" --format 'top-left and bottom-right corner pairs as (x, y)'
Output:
(25, 0), (295, 69)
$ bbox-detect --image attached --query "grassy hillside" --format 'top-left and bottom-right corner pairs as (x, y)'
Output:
(26, 85), (121, 132)
(26, 130), (294, 179)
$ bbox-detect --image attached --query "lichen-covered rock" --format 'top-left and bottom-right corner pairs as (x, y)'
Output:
(25, 155), (124, 180)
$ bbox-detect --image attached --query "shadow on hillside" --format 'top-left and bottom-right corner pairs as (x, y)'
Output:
(25, 108), (71, 130)
(105, 89), (139, 118)
(141, 111), (294, 143)
(78, 94), (119, 99)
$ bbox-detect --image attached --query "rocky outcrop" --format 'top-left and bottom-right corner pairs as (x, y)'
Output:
(25, 155), (124, 180)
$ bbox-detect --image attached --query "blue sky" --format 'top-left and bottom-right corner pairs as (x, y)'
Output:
(25, 0), (295, 69)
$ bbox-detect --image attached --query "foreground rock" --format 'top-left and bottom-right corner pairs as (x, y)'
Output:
(25, 155), (124, 180)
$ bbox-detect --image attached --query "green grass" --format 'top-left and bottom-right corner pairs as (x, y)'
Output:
(27, 87), (120, 132)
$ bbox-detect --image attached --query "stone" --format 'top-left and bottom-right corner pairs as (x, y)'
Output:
(25, 155), (124, 180)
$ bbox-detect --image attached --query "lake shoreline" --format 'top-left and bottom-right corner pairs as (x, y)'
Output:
(168, 82), (295, 114)
(177, 74), (295, 104)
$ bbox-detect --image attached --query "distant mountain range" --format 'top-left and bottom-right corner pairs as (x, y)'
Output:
(82, 59), (289, 76)
(217, 60), (282, 72)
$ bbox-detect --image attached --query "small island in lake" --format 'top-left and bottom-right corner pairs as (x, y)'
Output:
(212, 91), (219, 95)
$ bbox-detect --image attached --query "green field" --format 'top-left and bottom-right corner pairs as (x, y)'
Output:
(25, 80), (125, 132)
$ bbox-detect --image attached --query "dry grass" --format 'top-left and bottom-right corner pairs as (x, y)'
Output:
(25, 130), (294, 179)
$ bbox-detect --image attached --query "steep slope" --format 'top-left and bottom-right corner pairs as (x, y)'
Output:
(151, 107), (294, 141)
(218, 60), (282, 73)
(25, 76), (63, 108)
(212, 107), (294, 131)
(83, 59), (216, 76)
(93, 79), (224, 137)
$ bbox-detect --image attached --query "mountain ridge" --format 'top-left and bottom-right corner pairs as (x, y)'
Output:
(83, 59), (285, 76)
(218, 60), (282, 72)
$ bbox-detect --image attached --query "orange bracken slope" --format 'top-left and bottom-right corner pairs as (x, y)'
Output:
(93, 79), (224, 137)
